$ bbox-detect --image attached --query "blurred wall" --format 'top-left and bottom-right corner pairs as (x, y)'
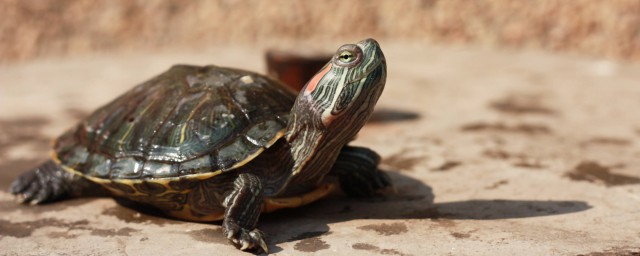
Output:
(3, 0), (640, 61)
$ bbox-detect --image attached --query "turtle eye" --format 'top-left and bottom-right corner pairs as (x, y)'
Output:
(338, 51), (356, 63)
(333, 45), (362, 67)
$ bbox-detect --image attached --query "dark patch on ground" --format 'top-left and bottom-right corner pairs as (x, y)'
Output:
(489, 94), (556, 115)
(352, 243), (409, 256)
(482, 149), (517, 159)
(461, 122), (552, 135)
(293, 235), (330, 253)
(382, 152), (424, 171)
(432, 218), (457, 228)
(352, 243), (377, 251)
(578, 247), (640, 256)
(0, 216), (139, 239)
(433, 161), (461, 171)
(47, 230), (79, 239)
(0, 219), (34, 238)
(264, 228), (331, 253)
(566, 161), (640, 186)
(90, 227), (138, 237)
(368, 109), (420, 123)
(187, 228), (227, 244)
(482, 149), (545, 169)
(581, 137), (632, 147)
(357, 222), (408, 236)
(0, 218), (89, 238)
(450, 232), (471, 239)
(6, 198), (95, 215)
(512, 159), (546, 169)
(485, 180), (509, 189)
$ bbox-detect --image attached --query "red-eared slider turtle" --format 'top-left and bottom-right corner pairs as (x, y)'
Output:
(10, 38), (389, 252)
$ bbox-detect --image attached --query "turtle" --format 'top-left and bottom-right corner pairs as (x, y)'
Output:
(10, 38), (389, 252)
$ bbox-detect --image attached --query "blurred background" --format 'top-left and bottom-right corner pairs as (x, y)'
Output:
(3, 0), (640, 62)
(2, 1), (640, 255)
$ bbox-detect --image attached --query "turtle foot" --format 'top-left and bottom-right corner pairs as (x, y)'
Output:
(10, 161), (70, 204)
(223, 222), (268, 253)
(332, 146), (392, 197)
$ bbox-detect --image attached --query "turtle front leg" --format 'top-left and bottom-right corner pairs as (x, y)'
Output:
(222, 173), (268, 253)
(330, 146), (392, 197)
(10, 160), (107, 204)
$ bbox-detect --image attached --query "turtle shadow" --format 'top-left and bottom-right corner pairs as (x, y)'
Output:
(260, 170), (591, 252)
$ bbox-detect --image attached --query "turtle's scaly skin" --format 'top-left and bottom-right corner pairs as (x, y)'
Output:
(11, 39), (388, 253)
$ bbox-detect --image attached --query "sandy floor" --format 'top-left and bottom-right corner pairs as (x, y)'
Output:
(0, 42), (639, 255)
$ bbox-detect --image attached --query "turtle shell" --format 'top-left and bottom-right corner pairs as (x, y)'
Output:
(53, 65), (296, 180)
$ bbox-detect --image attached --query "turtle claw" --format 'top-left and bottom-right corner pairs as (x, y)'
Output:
(240, 240), (250, 251)
(10, 171), (42, 204)
(225, 229), (236, 239)
(223, 222), (268, 253)
(249, 231), (268, 253)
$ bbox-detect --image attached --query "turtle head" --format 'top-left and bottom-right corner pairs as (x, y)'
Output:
(298, 38), (386, 132)
(284, 39), (386, 181)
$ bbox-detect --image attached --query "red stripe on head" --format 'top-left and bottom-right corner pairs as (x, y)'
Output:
(304, 63), (332, 95)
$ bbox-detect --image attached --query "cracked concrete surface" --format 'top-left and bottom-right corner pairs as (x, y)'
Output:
(1, 43), (639, 255)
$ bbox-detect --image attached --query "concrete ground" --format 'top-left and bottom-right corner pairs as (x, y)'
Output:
(0, 42), (639, 255)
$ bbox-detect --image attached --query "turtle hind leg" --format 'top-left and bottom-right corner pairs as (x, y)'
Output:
(330, 146), (392, 198)
(222, 173), (268, 253)
(10, 160), (106, 204)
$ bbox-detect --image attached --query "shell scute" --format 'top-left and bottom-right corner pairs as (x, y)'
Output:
(142, 161), (178, 178)
(110, 157), (144, 179)
(217, 139), (254, 171)
(85, 154), (111, 177)
(178, 155), (213, 175)
(245, 120), (285, 147)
